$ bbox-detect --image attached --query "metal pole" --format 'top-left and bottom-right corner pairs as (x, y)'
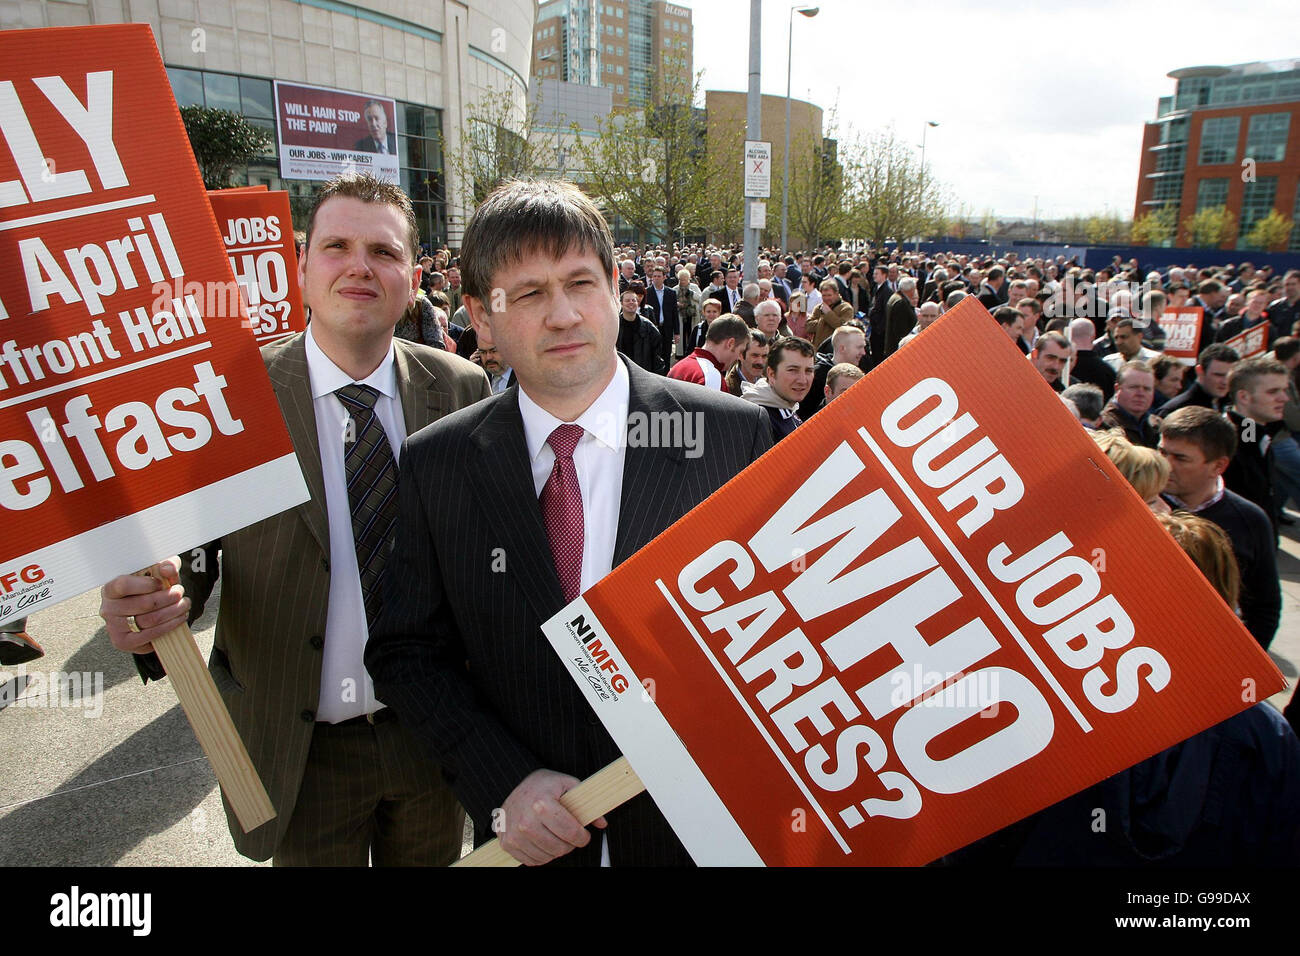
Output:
(916, 123), (927, 255)
(781, 8), (794, 254)
(743, 0), (761, 284)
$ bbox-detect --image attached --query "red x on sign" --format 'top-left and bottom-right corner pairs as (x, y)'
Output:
(752, 160), (765, 172)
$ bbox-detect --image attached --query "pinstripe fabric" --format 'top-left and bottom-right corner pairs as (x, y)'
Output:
(272, 718), (463, 867)
(367, 358), (774, 866)
(173, 332), (491, 862)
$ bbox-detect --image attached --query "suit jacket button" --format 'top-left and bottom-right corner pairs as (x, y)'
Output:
(300, 709), (315, 722)
(321, 557), (330, 572)
(309, 635), (324, 650)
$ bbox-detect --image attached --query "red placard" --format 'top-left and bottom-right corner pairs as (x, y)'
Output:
(207, 188), (306, 345)
(543, 297), (1285, 866)
(0, 25), (308, 623)
(1161, 306), (1203, 364)
(1222, 321), (1269, 359)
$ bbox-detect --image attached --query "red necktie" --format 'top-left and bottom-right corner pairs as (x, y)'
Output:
(540, 424), (585, 602)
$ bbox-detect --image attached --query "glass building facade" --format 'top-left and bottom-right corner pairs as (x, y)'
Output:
(1135, 59), (1300, 250)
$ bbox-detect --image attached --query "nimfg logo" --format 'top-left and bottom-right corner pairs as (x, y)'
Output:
(0, 563), (52, 618)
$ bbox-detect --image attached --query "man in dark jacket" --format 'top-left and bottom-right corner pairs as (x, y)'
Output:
(1100, 361), (1160, 448)
(1223, 355), (1291, 530)
(1160, 407), (1280, 649)
(1067, 318), (1116, 400)
(617, 288), (664, 374)
(1155, 343), (1239, 416)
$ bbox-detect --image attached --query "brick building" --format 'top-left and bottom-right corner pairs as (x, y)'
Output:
(1133, 60), (1300, 251)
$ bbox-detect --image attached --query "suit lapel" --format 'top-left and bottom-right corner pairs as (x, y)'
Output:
(393, 339), (452, 437)
(470, 390), (566, 619)
(614, 361), (687, 566)
(266, 333), (329, 556)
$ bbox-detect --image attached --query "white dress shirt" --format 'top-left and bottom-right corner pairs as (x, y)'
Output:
(517, 359), (629, 596)
(304, 327), (406, 723)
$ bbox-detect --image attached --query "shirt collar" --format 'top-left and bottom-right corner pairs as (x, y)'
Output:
(304, 325), (397, 401)
(518, 357), (630, 462)
(1165, 476), (1224, 513)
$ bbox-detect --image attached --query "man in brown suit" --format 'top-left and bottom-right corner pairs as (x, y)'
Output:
(99, 175), (489, 864)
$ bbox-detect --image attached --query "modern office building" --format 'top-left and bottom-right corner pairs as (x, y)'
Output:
(531, 0), (692, 110)
(1134, 59), (1300, 251)
(11, 0), (534, 247)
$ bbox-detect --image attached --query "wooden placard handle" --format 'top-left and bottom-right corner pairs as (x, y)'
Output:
(143, 568), (276, 833)
(453, 756), (645, 867)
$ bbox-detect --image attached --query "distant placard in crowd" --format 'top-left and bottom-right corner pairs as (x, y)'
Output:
(207, 188), (306, 345)
(1222, 322), (1269, 359)
(1161, 306), (1203, 364)
(542, 297), (1284, 865)
(0, 24), (309, 626)
(273, 81), (399, 185)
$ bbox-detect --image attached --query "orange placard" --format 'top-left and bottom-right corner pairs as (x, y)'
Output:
(1222, 321), (1269, 359)
(0, 25), (308, 624)
(1162, 306), (1203, 364)
(542, 297), (1284, 866)
(207, 188), (306, 345)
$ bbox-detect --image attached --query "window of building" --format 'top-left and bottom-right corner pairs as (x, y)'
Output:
(606, 24), (614, 34)
(1195, 177), (1229, 211)
(1159, 116), (1188, 146)
(1245, 112), (1290, 163)
(616, 7), (623, 15)
(167, 67), (204, 107)
(617, 46), (623, 54)
(1241, 76), (1276, 103)
(1238, 176), (1277, 246)
(1151, 175), (1183, 206)
(1198, 116), (1239, 165)
(1154, 144), (1185, 174)
(616, 65), (623, 75)
(617, 26), (624, 36)
(203, 71), (241, 112)
(617, 84), (624, 93)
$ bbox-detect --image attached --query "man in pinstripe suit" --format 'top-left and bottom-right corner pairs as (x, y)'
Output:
(99, 175), (489, 864)
(366, 180), (772, 866)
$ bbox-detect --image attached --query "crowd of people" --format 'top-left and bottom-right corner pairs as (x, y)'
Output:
(93, 173), (1300, 866)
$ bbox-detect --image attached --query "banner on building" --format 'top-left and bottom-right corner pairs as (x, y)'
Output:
(273, 81), (399, 184)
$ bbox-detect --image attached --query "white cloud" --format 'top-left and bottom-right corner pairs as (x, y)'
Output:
(681, 0), (1300, 218)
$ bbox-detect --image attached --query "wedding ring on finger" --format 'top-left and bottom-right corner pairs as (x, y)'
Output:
(126, 615), (140, 633)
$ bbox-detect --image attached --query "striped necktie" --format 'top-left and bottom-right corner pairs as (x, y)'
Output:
(335, 384), (399, 629)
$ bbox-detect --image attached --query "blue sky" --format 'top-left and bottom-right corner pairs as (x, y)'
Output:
(683, 0), (1299, 220)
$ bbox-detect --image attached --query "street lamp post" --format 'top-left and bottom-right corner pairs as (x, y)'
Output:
(916, 120), (938, 253)
(781, 5), (819, 254)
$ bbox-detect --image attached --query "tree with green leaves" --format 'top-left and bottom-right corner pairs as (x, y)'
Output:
(842, 129), (947, 246)
(783, 126), (846, 250)
(1181, 205), (1237, 248)
(570, 73), (706, 246)
(180, 106), (272, 189)
(1129, 204), (1177, 246)
(1244, 209), (1295, 252)
(1083, 212), (1126, 244)
(443, 86), (562, 209)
